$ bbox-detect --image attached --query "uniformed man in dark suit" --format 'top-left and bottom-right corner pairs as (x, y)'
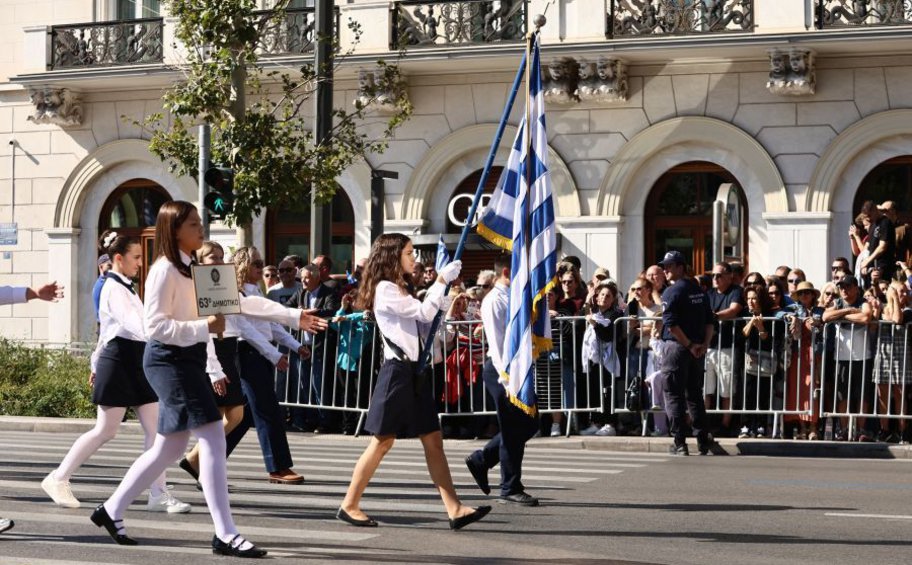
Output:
(658, 251), (716, 456)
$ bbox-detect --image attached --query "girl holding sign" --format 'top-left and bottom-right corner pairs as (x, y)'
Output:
(42, 231), (191, 513)
(338, 233), (491, 530)
(90, 201), (266, 558)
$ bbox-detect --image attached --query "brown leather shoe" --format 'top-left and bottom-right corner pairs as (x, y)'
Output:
(268, 469), (304, 484)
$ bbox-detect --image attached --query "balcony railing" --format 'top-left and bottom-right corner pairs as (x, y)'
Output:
(606, 0), (754, 39)
(255, 6), (339, 56)
(390, 0), (527, 50)
(816, 1), (912, 28)
(49, 18), (164, 70)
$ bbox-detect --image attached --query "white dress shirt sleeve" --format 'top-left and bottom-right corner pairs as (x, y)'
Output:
(240, 295), (304, 328)
(0, 286), (28, 306)
(271, 323), (302, 352)
(234, 315), (283, 365)
(206, 338), (227, 383)
(103, 281), (146, 341)
(375, 281), (445, 323)
(144, 262), (209, 346)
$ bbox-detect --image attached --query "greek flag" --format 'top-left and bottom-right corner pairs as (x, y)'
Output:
(476, 35), (557, 416)
(435, 235), (450, 271)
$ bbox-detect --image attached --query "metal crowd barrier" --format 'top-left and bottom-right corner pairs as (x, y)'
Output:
(267, 310), (912, 440)
(817, 320), (912, 440)
(271, 315), (604, 436)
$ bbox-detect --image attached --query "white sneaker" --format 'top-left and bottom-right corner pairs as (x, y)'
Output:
(596, 424), (617, 436)
(756, 427), (767, 438)
(41, 472), (80, 508)
(549, 423), (561, 437)
(579, 424), (600, 436)
(147, 491), (191, 514)
(738, 426), (752, 439)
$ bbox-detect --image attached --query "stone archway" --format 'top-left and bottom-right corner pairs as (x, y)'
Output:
(400, 124), (581, 228)
(49, 139), (192, 345)
(592, 117), (787, 284)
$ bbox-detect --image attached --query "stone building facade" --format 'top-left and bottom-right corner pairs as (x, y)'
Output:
(1, 0), (912, 344)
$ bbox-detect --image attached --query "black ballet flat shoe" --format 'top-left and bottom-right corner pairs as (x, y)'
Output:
(90, 504), (138, 546)
(178, 457), (200, 482)
(336, 507), (378, 527)
(212, 534), (267, 558)
(449, 505), (492, 531)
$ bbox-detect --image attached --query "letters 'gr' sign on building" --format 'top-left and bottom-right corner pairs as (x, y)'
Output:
(447, 193), (492, 228)
(192, 264), (242, 317)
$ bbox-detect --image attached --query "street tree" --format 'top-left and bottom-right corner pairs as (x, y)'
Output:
(136, 0), (412, 226)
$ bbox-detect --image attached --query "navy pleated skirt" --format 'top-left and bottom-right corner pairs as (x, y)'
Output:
(92, 337), (158, 407)
(143, 340), (221, 434)
(364, 359), (440, 438)
(213, 337), (245, 407)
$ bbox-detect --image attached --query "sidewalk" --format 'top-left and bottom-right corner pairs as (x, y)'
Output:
(3, 415), (911, 459)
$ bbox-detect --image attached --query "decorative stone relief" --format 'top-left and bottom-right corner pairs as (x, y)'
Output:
(543, 57), (579, 105)
(577, 57), (628, 103)
(27, 88), (83, 127)
(354, 69), (406, 114)
(767, 48), (816, 96)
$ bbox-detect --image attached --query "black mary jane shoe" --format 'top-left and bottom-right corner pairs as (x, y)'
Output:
(336, 507), (378, 527)
(212, 534), (268, 558)
(90, 504), (138, 546)
(449, 505), (492, 531)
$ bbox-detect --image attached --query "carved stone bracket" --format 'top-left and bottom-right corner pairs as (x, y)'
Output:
(27, 88), (83, 127)
(354, 69), (407, 114)
(766, 48), (816, 96)
(577, 57), (628, 103)
(542, 56), (627, 105)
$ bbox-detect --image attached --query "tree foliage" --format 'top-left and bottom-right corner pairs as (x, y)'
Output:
(138, 0), (412, 225)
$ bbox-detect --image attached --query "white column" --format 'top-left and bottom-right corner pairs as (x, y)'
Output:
(45, 228), (81, 346)
(557, 216), (625, 284)
(763, 212), (833, 285)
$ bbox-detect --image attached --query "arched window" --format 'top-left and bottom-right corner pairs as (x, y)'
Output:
(266, 190), (355, 270)
(853, 156), (912, 263)
(98, 179), (171, 298)
(445, 167), (505, 282)
(645, 162), (747, 274)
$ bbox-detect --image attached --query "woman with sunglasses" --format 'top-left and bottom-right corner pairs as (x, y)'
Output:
(740, 287), (785, 438)
(783, 282), (824, 440)
(551, 264), (587, 436)
(743, 272), (767, 291)
(627, 277), (665, 432)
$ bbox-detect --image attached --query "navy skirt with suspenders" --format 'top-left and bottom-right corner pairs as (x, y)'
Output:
(364, 332), (439, 438)
(144, 340), (222, 434)
(92, 274), (157, 408)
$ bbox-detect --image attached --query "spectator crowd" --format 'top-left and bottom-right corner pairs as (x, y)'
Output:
(255, 199), (912, 444)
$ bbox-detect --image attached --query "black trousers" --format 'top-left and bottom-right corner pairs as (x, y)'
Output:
(661, 341), (709, 447)
(469, 359), (538, 496)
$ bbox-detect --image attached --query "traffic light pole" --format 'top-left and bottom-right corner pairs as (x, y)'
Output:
(310, 0), (333, 261)
(198, 123), (210, 239)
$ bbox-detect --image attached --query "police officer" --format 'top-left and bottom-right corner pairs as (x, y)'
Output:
(658, 251), (716, 455)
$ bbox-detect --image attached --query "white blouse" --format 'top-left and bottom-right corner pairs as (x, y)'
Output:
(239, 283), (302, 352)
(144, 252), (210, 347)
(91, 271), (145, 372)
(374, 280), (446, 362)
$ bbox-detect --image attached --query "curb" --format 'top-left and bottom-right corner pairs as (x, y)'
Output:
(3, 416), (910, 459)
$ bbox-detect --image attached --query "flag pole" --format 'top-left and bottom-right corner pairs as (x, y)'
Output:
(415, 44), (529, 373)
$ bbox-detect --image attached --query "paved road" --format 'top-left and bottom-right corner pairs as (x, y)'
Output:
(0, 430), (911, 564)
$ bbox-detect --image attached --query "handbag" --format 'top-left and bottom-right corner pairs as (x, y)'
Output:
(625, 376), (643, 412)
(745, 349), (777, 378)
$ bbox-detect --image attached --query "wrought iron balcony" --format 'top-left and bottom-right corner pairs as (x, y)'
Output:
(607, 0), (754, 39)
(390, 0), (527, 50)
(256, 6), (339, 56)
(815, 1), (912, 28)
(49, 18), (164, 70)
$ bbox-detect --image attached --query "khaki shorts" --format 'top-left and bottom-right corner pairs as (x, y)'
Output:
(704, 348), (735, 399)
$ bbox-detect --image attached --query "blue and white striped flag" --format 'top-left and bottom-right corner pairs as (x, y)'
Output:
(435, 235), (450, 271)
(476, 35), (557, 416)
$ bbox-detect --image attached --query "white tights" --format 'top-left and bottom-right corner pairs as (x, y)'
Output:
(54, 404), (166, 496)
(103, 420), (238, 541)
